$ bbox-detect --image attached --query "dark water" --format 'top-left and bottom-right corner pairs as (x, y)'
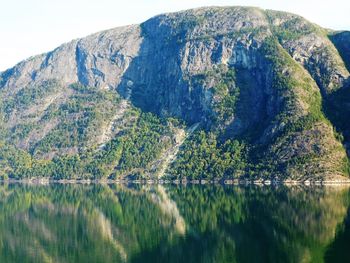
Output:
(0, 184), (350, 263)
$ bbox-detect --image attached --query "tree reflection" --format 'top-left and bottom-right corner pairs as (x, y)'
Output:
(0, 184), (348, 263)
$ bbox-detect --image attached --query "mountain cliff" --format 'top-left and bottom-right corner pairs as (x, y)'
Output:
(0, 6), (349, 181)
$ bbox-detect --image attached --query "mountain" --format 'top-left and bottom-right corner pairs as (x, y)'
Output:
(0, 6), (349, 181)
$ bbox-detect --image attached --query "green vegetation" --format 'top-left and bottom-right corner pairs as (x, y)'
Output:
(117, 114), (171, 172)
(237, 37), (349, 178)
(0, 36), (347, 180)
(0, 111), (175, 179)
(261, 37), (327, 131)
(211, 68), (240, 124)
(324, 85), (350, 172)
(0, 80), (60, 121)
(169, 185), (350, 263)
(91, 112), (175, 178)
(0, 81), (178, 179)
(0, 142), (32, 179)
(0, 184), (181, 262)
(168, 131), (247, 179)
(1, 184), (349, 262)
(0, 8), (349, 180)
(191, 66), (240, 127)
(32, 83), (121, 156)
(266, 11), (318, 42)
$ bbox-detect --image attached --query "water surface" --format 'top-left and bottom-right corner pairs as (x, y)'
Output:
(0, 184), (349, 263)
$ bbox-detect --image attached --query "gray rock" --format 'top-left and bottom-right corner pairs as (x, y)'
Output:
(0, 6), (349, 179)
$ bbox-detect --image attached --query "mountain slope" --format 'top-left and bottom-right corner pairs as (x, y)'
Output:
(0, 6), (349, 180)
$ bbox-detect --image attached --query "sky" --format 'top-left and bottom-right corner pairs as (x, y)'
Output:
(1, 0), (349, 71)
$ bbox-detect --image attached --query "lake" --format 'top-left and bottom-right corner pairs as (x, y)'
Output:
(0, 183), (349, 263)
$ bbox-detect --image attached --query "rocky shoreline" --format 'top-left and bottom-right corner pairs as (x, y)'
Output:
(1, 178), (350, 186)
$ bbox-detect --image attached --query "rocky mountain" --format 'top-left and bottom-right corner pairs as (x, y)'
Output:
(0, 6), (349, 181)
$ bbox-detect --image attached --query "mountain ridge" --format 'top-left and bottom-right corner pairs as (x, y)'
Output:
(0, 6), (349, 180)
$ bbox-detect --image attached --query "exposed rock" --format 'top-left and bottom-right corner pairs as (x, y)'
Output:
(0, 6), (349, 179)
(330, 31), (350, 71)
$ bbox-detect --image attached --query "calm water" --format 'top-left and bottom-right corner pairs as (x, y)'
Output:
(0, 184), (349, 263)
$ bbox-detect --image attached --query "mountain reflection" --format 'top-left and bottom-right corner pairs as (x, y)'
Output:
(0, 184), (349, 263)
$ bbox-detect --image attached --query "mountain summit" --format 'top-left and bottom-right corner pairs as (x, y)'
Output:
(0, 6), (349, 181)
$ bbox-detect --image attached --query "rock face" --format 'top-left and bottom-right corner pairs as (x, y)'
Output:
(119, 7), (271, 123)
(0, 6), (349, 180)
(0, 25), (142, 91)
(331, 31), (350, 71)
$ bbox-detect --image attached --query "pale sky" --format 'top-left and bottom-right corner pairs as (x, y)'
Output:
(1, 0), (349, 71)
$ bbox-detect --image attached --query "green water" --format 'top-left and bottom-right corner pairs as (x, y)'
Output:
(0, 184), (349, 263)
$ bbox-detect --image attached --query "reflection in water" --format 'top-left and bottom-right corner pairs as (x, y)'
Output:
(0, 184), (349, 263)
(325, 208), (350, 263)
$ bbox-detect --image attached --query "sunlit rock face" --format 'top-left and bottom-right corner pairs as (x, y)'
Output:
(0, 6), (349, 179)
(2, 7), (348, 124)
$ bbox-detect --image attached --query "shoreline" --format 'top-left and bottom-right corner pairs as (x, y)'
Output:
(1, 178), (350, 186)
